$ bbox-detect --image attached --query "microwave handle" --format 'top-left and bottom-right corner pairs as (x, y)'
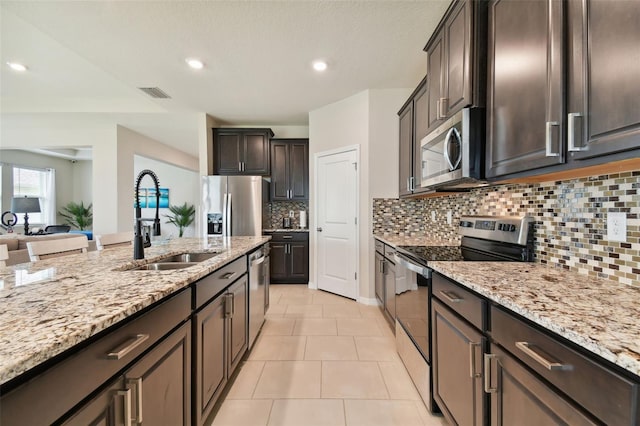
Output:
(443, 127), (461, 171)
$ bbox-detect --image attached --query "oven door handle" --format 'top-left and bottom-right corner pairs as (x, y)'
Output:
(393, 254), (431, 277)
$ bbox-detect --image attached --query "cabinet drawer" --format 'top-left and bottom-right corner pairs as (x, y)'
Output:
(432, 273), (485, 331)
(269, 232), (308, 243)
(1, 288), (191, 426)
(374, 239), (384, 254)
(491, 306), (640, 426)
(195, 256), (247, 309)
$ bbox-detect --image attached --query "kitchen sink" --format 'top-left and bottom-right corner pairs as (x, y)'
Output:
(127, 262), (197, 271)
(156, 252), (222, 263)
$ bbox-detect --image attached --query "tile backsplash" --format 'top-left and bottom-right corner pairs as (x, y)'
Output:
(264, 200), (309, 229)
(373, 171), (640, 286)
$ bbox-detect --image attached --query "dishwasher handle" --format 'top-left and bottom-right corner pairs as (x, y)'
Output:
(250, 254), (266, 267)
(392, 253), (431, 278)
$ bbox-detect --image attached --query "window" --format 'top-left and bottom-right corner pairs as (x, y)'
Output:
(11, 166), (55, 226)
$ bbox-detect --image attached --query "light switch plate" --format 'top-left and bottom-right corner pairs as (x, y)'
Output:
(446, 211), (452, 225)
(607, 212), (627, 242)
(289, 210), (295, 218)
(431, 211), (436, 222)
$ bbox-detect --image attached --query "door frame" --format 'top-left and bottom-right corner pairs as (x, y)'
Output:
(312, 144), (360, 300)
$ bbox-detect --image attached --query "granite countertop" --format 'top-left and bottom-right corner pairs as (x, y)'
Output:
(373, 234), (459, 247)
(429, 261), (640, 378)
(263, 228), (309, 233)
(0, 236), (269, 386)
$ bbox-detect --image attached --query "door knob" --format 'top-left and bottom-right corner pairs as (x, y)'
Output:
(316, 227), (323, 232)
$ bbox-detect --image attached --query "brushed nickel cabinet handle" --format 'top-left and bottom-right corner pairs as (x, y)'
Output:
(224, 293), (233, 318)
(469, 342), (481, 378)
(568, 112), (586, 152)
(222, 271), (237, 280)
(107, 334), (149, 360)
(282, 235), (293, 239)
(439, 290), (463, 303)
(439, 97), (448, 119)
(127, 378), (143, 424)
(116, 388), (133, 426)
(515, 341), (572, 371)
(484, 354), (497, 393)
(545, 121), (560, 157)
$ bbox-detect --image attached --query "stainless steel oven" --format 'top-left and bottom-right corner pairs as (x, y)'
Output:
(419, 107), (485, 190)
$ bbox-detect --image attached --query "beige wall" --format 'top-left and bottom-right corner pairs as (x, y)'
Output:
(309, 88), (411, 302)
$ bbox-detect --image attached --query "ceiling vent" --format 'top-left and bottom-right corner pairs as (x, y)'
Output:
(138, 87), (171, 99)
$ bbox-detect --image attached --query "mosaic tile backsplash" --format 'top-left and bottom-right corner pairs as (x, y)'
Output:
(264, 200), (309, 229)
(373, 171), (640, 286)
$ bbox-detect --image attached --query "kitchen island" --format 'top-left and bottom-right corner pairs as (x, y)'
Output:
(0, 235), (269, 425)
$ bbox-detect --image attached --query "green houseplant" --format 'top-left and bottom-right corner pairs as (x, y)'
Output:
(164, 202), (196, 237)
(59, 201), (93, 230)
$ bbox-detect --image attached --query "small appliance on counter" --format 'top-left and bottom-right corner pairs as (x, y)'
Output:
(282, 217), (292, 229)
(299, 210), (307, 229)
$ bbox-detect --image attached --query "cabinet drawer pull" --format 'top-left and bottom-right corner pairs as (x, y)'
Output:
(545, 121), (560, 157)
(568, 112), (586, 152)
(127, 378), (143, 424)
(115, 389), (133, 426)
(515, 341), (572, 371)
(484, 354), (497, 393)
(107, 334), (149, 360)
(439, 290), (463, 303)
(469, 342), (481, 378)
(221, 271), (237, 280)
(282, 235), (293, 239)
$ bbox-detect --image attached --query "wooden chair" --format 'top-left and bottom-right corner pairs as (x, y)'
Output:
(0, 244), (8, 267)
(95, 231), (134, 250)
(27, 235), (89, 261)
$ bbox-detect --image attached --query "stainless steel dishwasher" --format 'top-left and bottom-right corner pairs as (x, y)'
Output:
(248, 246), (267, 349)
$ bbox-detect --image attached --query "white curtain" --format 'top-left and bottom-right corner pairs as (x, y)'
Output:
(43, 168), (56, 225)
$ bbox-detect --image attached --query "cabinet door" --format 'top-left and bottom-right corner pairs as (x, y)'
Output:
(270, 142), (290, 200)
(432, 299), (485, 426)
(426, 32), (445, 133)
(567, 0), (640, 160)
(125, 321), (191, 426)
(289, 141), (308, 200)
(383, 259), (396, 323)
(289, 241), (309, 283)
(269, 242), (288, 282)
(443, 0), (473, 116)
(62, 379), (125, 426)
(398, 101), (414, 197)
(487, 344), (597, 426)
(243, 132), (270, 175)
(214, 131), (243, 174)
(486, 0), (565, 178)
(374, 251), (384, 308)
(194, 294), (227, 426)
(228, 276), (248, 376)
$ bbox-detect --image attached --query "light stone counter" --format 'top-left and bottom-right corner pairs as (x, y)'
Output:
(0, 236), (269, 386)
(373, 234), (459, 247)
(429, 261), (640, 378)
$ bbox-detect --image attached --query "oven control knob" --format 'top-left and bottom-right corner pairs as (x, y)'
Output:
(509, 224), (517, 232)
(498, 223), (503, 231)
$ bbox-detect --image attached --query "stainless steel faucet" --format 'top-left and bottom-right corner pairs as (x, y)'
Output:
(134, 169), (161, 259)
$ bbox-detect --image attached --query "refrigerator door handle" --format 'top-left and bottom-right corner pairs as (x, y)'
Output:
(226, 193), (232, 236)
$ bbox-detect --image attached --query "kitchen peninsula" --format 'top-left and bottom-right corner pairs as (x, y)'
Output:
(0, 235), (269, 425)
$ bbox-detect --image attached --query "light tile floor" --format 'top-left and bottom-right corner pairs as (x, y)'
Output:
(210, 285), (447, 426)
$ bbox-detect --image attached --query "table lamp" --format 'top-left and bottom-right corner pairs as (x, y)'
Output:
(11, 196), (41, 235)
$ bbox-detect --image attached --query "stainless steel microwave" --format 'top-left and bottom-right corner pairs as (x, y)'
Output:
(419, 107), (485, 190)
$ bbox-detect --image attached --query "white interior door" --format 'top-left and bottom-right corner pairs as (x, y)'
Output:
(316, 148), (358, 299)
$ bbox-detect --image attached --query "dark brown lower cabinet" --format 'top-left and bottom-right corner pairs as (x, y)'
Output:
(485, 343), (597, 426)
(194, 274), (248, 426)
(64, 321), (192, 426)
(374, 251), (384, 308)
(432, 299), (486, 426)
(268, 233), (309, 284)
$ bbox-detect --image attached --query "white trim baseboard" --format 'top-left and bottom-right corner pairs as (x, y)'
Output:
(358, 296), (379, 306)
(307, 280), (317, 290)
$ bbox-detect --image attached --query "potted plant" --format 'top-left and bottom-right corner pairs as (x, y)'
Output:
(164, 202), (195, 237)
(59, 201), (93, 230)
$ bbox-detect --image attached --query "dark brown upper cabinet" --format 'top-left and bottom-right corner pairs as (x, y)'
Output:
(212, 128), (274, 175)
(487, 0), (640, 180)
(424, 0), (487, 134)
(270, 139), (309, 201)
(398, 78), (430, 197)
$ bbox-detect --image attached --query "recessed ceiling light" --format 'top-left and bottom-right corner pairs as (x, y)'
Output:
(186, 58), (204, 70)
(312, 60), (328, 72)
(7, 62), (27, 72)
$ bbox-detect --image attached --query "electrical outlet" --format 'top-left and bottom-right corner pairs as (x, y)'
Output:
(289, 210), (295, 218)
(446, 211), (452, 225)
(607, 212), (627, 242)
(431, 211), (436, 222)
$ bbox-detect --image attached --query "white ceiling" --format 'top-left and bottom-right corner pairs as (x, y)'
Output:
(1, 0), (450, 156)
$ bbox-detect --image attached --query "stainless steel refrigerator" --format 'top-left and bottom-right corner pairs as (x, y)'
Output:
(202, 175), (264, 237)
(202, 175), (268, 348)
